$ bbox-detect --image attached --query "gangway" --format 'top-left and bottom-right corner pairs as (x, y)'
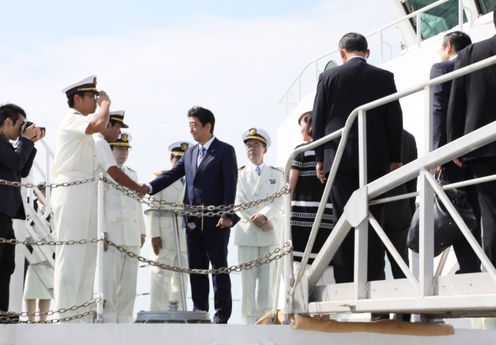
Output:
(281, 53), (496, 319)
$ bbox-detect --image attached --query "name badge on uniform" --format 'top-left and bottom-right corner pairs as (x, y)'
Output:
(269, 179), (276, 184)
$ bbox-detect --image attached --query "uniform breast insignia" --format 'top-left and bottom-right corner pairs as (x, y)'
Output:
(269, 179), (276, 184)
(238, 165), (246, 170)
(270, 166), (284, 174)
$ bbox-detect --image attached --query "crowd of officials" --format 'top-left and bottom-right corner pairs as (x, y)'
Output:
(1, 14), (496, 323)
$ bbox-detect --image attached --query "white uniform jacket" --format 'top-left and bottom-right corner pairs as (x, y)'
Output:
(105, 166), (146, 246)
(233, 163), (285, 247)
(145, 177), (186, 251)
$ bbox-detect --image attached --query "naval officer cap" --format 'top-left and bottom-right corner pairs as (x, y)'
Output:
(242, 127), (271, 147)
(109, 110), (129, 128)
(110, 132), (132, 148)
(168, 141), (191, 157)
(62, 75), (99, 98)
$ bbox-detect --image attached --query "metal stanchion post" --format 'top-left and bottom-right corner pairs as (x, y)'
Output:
(173, 215), (187, 310)
(95, 174), (105, 322)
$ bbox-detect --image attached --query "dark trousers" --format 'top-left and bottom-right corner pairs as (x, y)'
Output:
(443, 162), (482, 273)
(331, 172), (386, 283)
(466, 157), (496, 268)
(0, 214), (16, 311)
(382, 184), (411, 279)
(186, 226), (232, 324)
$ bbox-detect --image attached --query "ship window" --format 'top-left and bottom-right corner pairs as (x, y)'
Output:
(402, 0), (467, 40)
(475, 0), (496, 15)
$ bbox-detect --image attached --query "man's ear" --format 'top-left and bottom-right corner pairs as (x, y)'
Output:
(340, 48), (347, 63)
(365, 49), (370, 59)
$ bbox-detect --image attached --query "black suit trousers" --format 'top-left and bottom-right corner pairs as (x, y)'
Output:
(0, 214), (16, 311)
(443, 162), (482, 273)
(466, 157), (496, 267)
(186, 224), (232, 323)
(331, 172), (386, 283)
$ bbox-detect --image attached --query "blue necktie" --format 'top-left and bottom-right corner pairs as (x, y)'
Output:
(256, 166), (261, 176)
(198, 146), (206, 167)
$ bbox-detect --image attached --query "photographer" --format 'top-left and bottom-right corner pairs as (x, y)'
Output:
(0, 103), (44, 312)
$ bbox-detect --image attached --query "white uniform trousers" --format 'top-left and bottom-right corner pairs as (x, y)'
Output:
(103, 245), (139, 323)
(238, 245), (273, 324)
(149, 246), (188, 311)
(52, 183), (97, 322)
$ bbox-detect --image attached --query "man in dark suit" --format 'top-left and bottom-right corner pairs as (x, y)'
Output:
(382, 129), (417, 280)
(0, 104), (43, 311)
(447, 10), (496, 267)
(147, 106), (238, 323)
(312, 32), (403, 283)
(431, 31), (481, 273)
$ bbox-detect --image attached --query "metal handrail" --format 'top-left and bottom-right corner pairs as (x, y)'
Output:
(279, 0), (465, 114)
(283, 53), (496, 312)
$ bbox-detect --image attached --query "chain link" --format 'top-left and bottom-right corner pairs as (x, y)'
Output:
(0, 175), (289, 218)
(0, 237), (101, 247)
(0, 298), (102, 324)
(107, 240), (293, 275)
(0, 177), (97, 189)
(101, 176), (290, 217)
(0, 237), (292, 275)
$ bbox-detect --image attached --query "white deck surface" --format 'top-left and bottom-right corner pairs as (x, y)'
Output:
(2, 324), (496, 345)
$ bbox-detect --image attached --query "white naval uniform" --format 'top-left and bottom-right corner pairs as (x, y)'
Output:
(146, 177), (188, 311)
(233, 162), (285, 323)
(51, 109), (100, 321)
(102, 164), (146, 323)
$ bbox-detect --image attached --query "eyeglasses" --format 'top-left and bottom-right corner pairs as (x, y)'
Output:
(245, 143), (262, 150)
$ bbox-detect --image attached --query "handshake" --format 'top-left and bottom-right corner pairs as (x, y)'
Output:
(135, 183), (150, 197)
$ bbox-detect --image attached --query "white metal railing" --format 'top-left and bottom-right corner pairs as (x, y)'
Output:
(279, 0), (466, 115)
(282, 53), (496, 317)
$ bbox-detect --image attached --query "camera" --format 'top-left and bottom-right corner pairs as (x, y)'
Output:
(22, 121), (46, 136)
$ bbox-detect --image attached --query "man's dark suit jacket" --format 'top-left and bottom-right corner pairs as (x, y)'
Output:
(431, 59), (456, 150)
(312, 57), (403, 174)
(0, 136), (36, 219)
(150, 137), (238, 228)
(447, 34), (496, 159)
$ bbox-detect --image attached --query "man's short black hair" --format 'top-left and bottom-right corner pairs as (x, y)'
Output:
(442, 31), (472, 53)
(188, 106), (215, 134)
(0, 103), (26, 126)
(338, 32), (368, 52)
(67, 92), (84, 108)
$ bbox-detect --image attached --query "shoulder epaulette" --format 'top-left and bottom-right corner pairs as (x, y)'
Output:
(238, 165), (246, 170)
(126, 167), (136, 173)
(270, 166), (284, 173)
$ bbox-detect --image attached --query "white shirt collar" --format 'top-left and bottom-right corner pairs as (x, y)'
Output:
(248, 161), (265, 173)
(347, 55), (367, 62)
(199, 136), (215, 151)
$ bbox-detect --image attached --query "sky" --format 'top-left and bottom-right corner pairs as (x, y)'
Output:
(2, 0), (403, 323)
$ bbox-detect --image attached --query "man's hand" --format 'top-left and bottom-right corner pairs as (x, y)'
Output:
(103, 232), (109, 252)
(22, 124), (44, 142)
(135, 183), (149, 197)
(389, 162), (402, 171)
(316, 161), (326, 184)
(216, 217), (233, 229)
(251, 214), (273, 231)
(453, 158), (463, 167)
(97, 90), (111, 107)
(151, 236), (162, 255)
(260, 220), (273, 232)
(140, 234), (146, 248)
